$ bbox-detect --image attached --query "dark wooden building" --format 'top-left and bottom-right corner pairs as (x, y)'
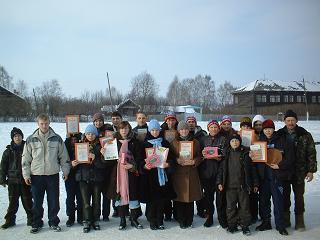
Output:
(232, 79), (320, 116)
(0, 85), (28, 118)
(101, 99), (140, 116)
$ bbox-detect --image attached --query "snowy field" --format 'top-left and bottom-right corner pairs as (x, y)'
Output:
(0, 121), (319, 240)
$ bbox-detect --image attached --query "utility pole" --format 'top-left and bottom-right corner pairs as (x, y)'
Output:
(107, 72), (114, 112)
(302, 77), (309, 121)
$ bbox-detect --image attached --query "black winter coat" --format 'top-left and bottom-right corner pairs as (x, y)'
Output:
(217, 146), (259, 192)
(0, 141), (25, 184)
(139, 132), (177, 203)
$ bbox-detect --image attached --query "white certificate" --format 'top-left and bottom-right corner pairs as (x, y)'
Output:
(75, 143), (90, 163)
(241, 130), (255, 147)
(103, 138), (118, 161)
(136, 128), (147, 142)
(66, 115), (80, 134)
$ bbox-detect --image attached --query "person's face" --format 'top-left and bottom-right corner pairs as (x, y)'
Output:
(254, 121), (263, 133)
(119, 126), (130, 139)
(85, 133), (96, 142)
(284, 117), (297, 131)
(179, 128), (189, 137)
(13, 134), (23, 145)
(94, 119), (104, 128)
(208, 124), (220, 136)
(38, 119), (50, 133)
(71, 136), (78, 146)
(150, 129), (160, 138)
(221, 122), (231, 132)
(112, 116), (122, 127)
(167, 118), (177, 130)
(136, 114), (147, 126)
(187, 120), (196, 131)
(241, 125), (251, 130)
(263, 128), (275, 139)
(230, 139), (240, 149)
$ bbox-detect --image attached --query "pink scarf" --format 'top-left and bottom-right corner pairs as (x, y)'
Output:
(116, 140), (129, 205)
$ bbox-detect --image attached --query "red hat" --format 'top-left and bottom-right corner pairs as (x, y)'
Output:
(165, 112), (177, 122)
(262, 119), (275, 129)
(207, 120), (220, 130)
(220, 115), (232, 126)
(186, 116), (197, 124)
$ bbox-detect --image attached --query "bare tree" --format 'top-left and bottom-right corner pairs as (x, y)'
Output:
(15, 79), (28, 97)
(0, 65), (14, 90)
(216, 81), (237, 107)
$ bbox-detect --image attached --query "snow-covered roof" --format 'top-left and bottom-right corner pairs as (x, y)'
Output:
(234, 79), (320, 93)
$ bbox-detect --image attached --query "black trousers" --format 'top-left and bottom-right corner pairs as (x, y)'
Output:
(226, 188), (251, 227)
(4, 183), (32, 223)
(202, 177), (227, 224)
(163, 200), (172, 218)
(79, 181), (102, 223)
(249, 192), (259, 220)
(146, 199), (165, 226)
(283, 179), (305, 215)
(175, 201), (194, 226)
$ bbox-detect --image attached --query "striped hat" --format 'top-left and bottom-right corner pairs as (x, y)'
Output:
(207, 120), (220, 130)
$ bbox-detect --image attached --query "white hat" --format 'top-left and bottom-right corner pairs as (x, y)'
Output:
(252, 115), (265, 124)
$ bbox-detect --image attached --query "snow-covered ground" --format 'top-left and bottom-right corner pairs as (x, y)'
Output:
(0, 121), (319, 240)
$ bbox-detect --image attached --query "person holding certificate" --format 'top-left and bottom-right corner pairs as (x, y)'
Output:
(198, 120), (228, 228)
(133, 112), (149, 142)
(110, 121), (143, 230)
(72, 124), (107, 233)
(171, 121), (202, 229)
(140, 119), (176, 230)
(253, 119), (295, 236)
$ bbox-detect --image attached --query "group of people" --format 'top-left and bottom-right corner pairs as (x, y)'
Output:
(0, 109), (317, 237)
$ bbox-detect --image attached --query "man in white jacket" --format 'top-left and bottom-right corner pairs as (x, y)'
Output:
(22, 113), (71, 234)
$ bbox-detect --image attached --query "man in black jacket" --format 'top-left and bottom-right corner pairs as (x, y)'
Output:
(278, 110), (317, 231)
(0, 128), (32, 229)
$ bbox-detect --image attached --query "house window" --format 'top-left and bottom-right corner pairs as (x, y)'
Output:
(297, 96), (302, 103)
(284, 95), (289, 103)
(234, 95), (239, 104)
(289, 95), (294, 102)
(312, 96), (317, 103)
(261, 95), (267, 103)
(270, 95), (280, 103)
(256, 95), (261, 103)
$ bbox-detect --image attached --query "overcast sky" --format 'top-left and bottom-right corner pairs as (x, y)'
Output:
(0, 0), (319, 97)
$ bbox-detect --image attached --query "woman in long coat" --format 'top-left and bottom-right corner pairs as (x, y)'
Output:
(171, 121), (202, 229)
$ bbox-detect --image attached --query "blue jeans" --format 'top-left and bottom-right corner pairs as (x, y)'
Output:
(31, 174), (60, 228)
(65, 176), (82, 219)
(259, 176), (284, 229)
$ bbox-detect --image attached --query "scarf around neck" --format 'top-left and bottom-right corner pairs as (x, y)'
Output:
(117, 139), (130, 205)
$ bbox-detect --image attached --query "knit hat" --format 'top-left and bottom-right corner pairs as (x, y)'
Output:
(284, 109), (298, 121)
(252, 115), (265, 125)
(85, 124), (99, 136)
(220, 115), (232, 126)
(207, 120), (220, 130)
(93, 112), (104, 122)
(229, 133), (242, 144)
(11, 127), (24, 140)
(186, 116), (197, 124)
(240, 117), (252, 128)
(148, 119), (161, 131)
(177, 121), (190, 131)
(165, 112), (177, 122)
(262, 119), (275, 129)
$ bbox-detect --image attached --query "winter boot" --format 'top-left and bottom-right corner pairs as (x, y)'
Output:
(130, 208), (143, 229)
(203, 215), (214, 227)
(283, 211), (291, 228)
(92, 221), (101, 230)
(295, 214), (306, 231)
(83, 221), (90, 233)
(256, 220), (272, 231)
(118, 206), (127, 230)
(66, 214), (75, 227)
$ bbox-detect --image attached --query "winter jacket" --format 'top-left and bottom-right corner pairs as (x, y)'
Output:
(139, 132), (177, 203)
(198, 133), (227, 179)
(74, 138), (107, 182)
(171, 135), (203, 202)
(22, 128), (70, 179)
(255, 132), (295, 182)
(190, 126), (207, 141)
(277, 125), (317, 184)
(217, 146), (259, 192)
(0, 141), (25, 184)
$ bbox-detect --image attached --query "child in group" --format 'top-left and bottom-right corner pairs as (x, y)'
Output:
(110, 121), (143, 230)
(0, 128), (33, 229)
(64, 133), (83, 226)
(217, 133), (259, 235)
(72, 124), (106, 233)
(254, 119), (294, 236)
(171, 121), (202, 229)
(141, 119), (176, 230)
